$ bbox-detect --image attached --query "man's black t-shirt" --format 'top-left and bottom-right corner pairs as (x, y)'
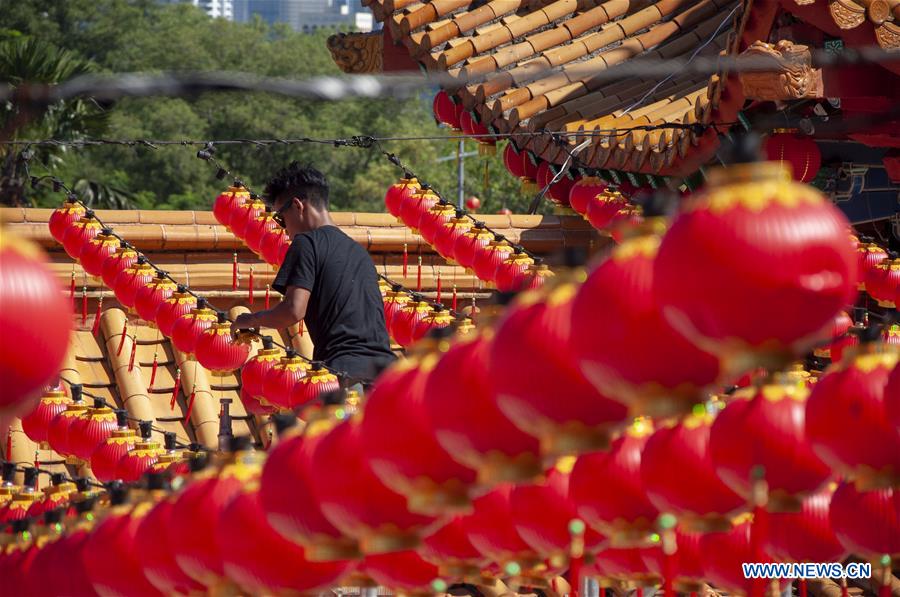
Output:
(272, 225), (396, 382)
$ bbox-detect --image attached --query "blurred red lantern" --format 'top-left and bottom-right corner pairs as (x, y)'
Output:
(419, 514), (485, 578)
(418, 201), (456, 245)
(462, 482), (540, 568)
(503, 143), (526, 180)
(492, 281), (628, 456)
(260, 228), (291, 266)
(0, 231), (72, 415)
(80, 229), (120, 277)
(362, 349), (477, 515)
(570, 421), (659, 545)
(865, 255), (899, 308)
(47, 387), (88, 458)
(453, 222), (493, 272)
(134, 271), (177, 324)
(385, 177), (422, 220)
(521, 150), (540, 189)
(411, 304), (454, 345)
(48, 200), (86, 243)
(101, 245), (138, 289)
(0, 468), (40, 524)
(767, 484), (847, 563)
(433, 214), (473, 263)
(21, 387), (69, 444)
(536, 161), (574, 207)
(391, 300), (433, 347)
(229, 195), (266, 240)
(572, 221), (720, 417)
(568, 176), (607, 216)
(885, 362), (899, 432)
(68, 399), (117, 461)
(245, 210), (280, 256)
(710, 375), (830, 508)
(29, 508), (96, 597)
(465, 196), (481, 212)
(240, 336), (283, 414)
(61, 212), (102, 260)
(639, 528), (704, 591)
(813, 310), (853, 361)
(170, 299), (218, 357)
(382, 287), (411, 336)
(261, 350), (309, 409)
(590, 546), (659, 586)
(311, 415), (437, 553)
(195, 316), (253, 375)
(460, 110), (496, 155)
(433, 90), (461, 130)
(155, 287), (197, 338)
(212, 184), (250, 230)
(641, 411), (744, 530)
(857, 241), (888, 291)
(26, 473), (76, 520)
(700, 515), (783, 596)
(400, 189), (440, 233)
(609, 204), (645, 244)
(113, 257), (156, 309)
(472, 235), (514, 283)
(829, 481), (900, 558)
(585, 190), (628, 231)
(495, 248), (535, 292)
(364, 550), (441, 593)
(290, 364), (340, 408)
(654, 163), (858, 378)
(522, 261), (555, 290)
(140, 494), (208, 595)
(90, 410), (136, 482)
(763, 131), (822, 182)
(806, 343), (900, 489)
(117, 421), (163, 482)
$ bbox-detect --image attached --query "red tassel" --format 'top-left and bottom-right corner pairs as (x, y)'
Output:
(841, 580), (848, 597)
(248, 266), (254, 305)
(265, 284), (270, 309)
(436, 273), (442, 304)
(880, 576), (891, 597)
(81, 287), (87, 326)
(116, 320), (128, 356)
(128, 335), (137, 372)
(170, 369), (181, 410)
(402, 243), (408, 279)
(636, 588), (643, 597)
(416, 255), (422, 292)
(799, 579), (807, 597)
(148, 353), (159, 390)
(70, 272), (76, 304)
(452, 285), (457, 312)
(299, 320), (304, 337)
(232, 253), (238, 291)
(690, 593), (697, 597)
(183, 390), (196, 424)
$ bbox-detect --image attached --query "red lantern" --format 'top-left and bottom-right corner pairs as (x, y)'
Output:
(195, 316), (253, 375)
(134, 272), (177, 324)
(641, 411), (744, 530)
(536, 161), (574, 207)
(212, 184), (250, 230)
(155, 287), (197, 338)
(418, 201), (456, 245)
(639, 528), (704, 590)
(364, 550), (441, 593)
(885, 362), (899, 432)
(21, 388), (69, 444)
(494, 248), (535, 292)
(101, 245), (139, 289)
(829, 481), (900, 558)
(48, 200), (86, 243)
(262, 350), (309, 409)
(423, 328), (543, 484)
(763, 131), (822, 182)
(290, 364), (340, 408)
(391, 301), (433, 348)
(492, 281), (629, 456)
(462, 482), (540, 567)
(453, 222), (493, 271)
(419, 514), (486, 577)
(140, 495), (208, 595)
(90, 411), (136, 482)
(0, 468), (39, 524)
(806, 343), (900, 489)
(240, 337), (283, 412)
(460, 110), (496, 155)
(522, 261), (555, 290)
(472, 235), (515, 283)
(503, 142), (526, 181)
(29, 510), (96, 597)
(857, 241), (888, 291)
(362, 349), (477, 515)
(113, 257), (156, 309)
(865, 255), (899, 308)
(585, 190), (628, 231)
(433, 90), (461, 130)
(26, 474), (76, 520)
(609, 204), (645, 244)
(80, 229), (120, 277)
(700, 514), (783, 596)
(260, 228), (291, 266)
(568, 176), (607, 216)
(385, 177), (422, 220)
(813, 310), (853, 361)
(767, 484), (847, 563)
(68, 399), (117, 461)
(245, 209), (280, 256)
(400, 188), (439, 233)
(170, 299), (218, 357)
(433, 215), (473, 263)
(569, 421), (659, 545)
(411, 304), (454, 345)
(464, 195), (479, 213)
(117, 422), (163, 482)
(311, 415), (437, 553)
(521, 150), (540, 190)
(382, 287), (411, 335)
(590, 547), (660, 586)
(654, 162), (858, 377)
(47, 388), (88, 458)
(61, 212), (102, 260)
(0, 231), (72, 415)
(229, 195), (266, 240)
(710, 375), (830, 508)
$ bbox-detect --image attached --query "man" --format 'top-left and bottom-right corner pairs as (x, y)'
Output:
(230, 162), (395, 386)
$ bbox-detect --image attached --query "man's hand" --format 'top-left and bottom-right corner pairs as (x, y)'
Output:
(230, 312), (257, 337)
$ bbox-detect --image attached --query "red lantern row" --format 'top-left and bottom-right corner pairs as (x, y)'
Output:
(212, 185), (291, 266)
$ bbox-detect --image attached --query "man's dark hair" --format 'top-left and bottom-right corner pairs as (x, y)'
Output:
(265, 162), (329, 209)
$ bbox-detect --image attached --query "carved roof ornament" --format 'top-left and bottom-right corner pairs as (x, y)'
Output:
(327, 31), (384, 74)
(738, 40), (824, 101)
(829, 0), (867, 29)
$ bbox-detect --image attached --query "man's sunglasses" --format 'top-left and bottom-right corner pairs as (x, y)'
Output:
(272, 199), (292, 227)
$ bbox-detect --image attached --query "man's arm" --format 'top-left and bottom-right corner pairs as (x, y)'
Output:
(230, 286), (310, 335)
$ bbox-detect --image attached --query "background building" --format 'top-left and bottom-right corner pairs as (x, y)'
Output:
(232, 0), (372, 32)
(159, 0), (235, 20)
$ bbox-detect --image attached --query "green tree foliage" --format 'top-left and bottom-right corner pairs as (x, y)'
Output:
(1, 0), (542, 213)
